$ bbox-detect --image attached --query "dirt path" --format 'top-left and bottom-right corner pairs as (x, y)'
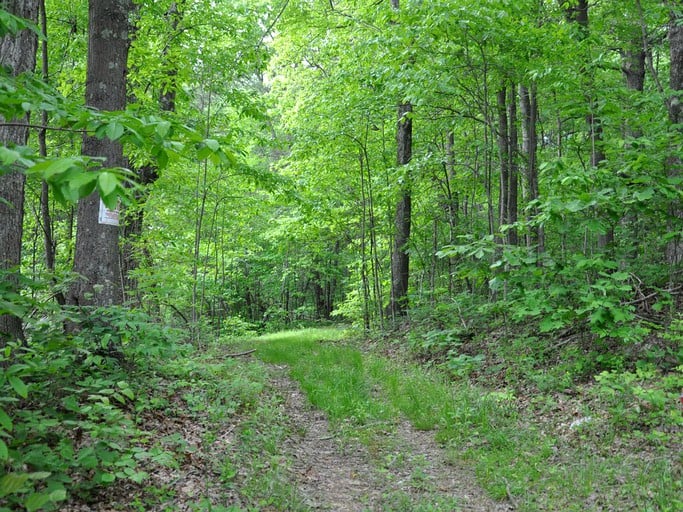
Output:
(64, 361), (514, 511)
(271, 365), (513, 512)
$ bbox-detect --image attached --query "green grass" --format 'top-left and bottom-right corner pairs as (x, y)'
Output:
(219, 394), (310, 512)
(253, 327), (683, 511)
(123, 340), (310, 512)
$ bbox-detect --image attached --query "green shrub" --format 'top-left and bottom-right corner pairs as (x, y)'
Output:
(0, 297), (186, 510)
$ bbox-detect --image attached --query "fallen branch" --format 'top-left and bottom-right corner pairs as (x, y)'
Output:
(225, 349), (256, 358)
(625, 285), (683, 306)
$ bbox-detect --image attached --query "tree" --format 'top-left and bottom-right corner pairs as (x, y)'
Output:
(0, 1), (39, 343)
(519, 83), (541, 252)
(389, 102), (412, 319)
(667, 0), (683, 264)
(388, 0), (412, 320)
(67, 0), (131, 307)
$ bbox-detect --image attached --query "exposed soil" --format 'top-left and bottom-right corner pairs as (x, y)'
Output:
(64, 363), (513, 511)
(271, 365), (513, 511)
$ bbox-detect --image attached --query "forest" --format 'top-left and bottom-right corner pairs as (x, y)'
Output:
(0, 0), (681, 510)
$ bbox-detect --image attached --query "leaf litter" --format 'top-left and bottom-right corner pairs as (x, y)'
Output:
(63, 361), (514, 511)
(270, 365), (513, 511)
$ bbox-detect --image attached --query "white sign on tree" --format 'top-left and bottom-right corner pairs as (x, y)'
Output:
(98, 198), (120, 226)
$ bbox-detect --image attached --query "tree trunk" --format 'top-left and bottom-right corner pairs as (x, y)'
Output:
(564, 0), (612, 251)
(386, 0), (412, 320)
(0, 0), (39, 344)
(667, 2), (683, 264)
(496, 87), (509, 244)
(622, 48), (646, 96)
(507, 85), (519, 246)
(519, 83), (542, 253)
(388, 102), (412, 319)
(445, 131), (458, 292)
(68, 0), (131, 307)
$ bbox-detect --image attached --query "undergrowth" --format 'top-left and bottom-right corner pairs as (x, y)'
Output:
(0, 293), (300, 511)
(255, 327), (683, 511)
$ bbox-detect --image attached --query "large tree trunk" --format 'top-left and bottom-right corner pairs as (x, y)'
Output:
(68, 0), (131, 307)
(667, 2), (683, 265)
(0, 0), (39, 344)
(388, 102), (412, 319)
(387, 0), (412, 320)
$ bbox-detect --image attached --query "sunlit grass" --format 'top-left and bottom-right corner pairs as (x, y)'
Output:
(252, 328), (683, 511)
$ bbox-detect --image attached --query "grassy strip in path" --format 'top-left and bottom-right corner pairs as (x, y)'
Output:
(254, 328), (682, 512)
(119, 339), (306, 511)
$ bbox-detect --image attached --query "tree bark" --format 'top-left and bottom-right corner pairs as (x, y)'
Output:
(622, 48), (646, 96)
(0, 0), (39, 344)
(507, 85), (519, 246)
(68, 0), (131, 307)
(388, 102), (412, 319)
(496, 87), (509, 243)
(667, 1), (683, 264)
(519, 83), (543, 253)
(387, 0), (412, 319)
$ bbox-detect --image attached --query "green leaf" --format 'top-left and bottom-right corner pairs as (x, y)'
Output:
(0, 146), (21, 166)
(0, 299), (26, 317)
(30, 158), (75, 180)
(62, 395), (79, 412)
(77, 448), (98, 469)
(8, 376), (28, 398)
(204, 138), (220, 151)
(99, 472), (116, 484)
(64, 169), (97, 190)
(128, 471), (148, 484)
(27, 473), (51, 481)
(610, 307), (632, 323)
(197, 146), (213, 160)
(156, 148), (169, 169)
(106, 122), (125, 141)
(0, 439), (8, 461)
(634, 187), (654, 201)
(0, 473), (30, 498)
(610, 271), (630, 281)
(24, 492), (50, 512)
(97, 172), (118, 197)
(48, 488), (66, 502)
(155, 120), (171, 138)
(565, 199), (585, 213)
(0, 9), (41, 38)
(117, 381), (134, 400)
(540, 316), (564, 332)
(0, 407), (13, 431)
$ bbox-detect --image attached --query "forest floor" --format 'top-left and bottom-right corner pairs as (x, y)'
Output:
(63, 327), (681, 512)
(265, 366), (512, 511)
(65, 364), (512, 511)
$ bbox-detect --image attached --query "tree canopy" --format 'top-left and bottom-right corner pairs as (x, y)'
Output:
(0, 0), (681, 509)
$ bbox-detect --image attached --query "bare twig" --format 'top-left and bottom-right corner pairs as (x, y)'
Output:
(225, 349), (256, 358)
(0, 122), (84, 134)
(624, 285), (683, 306)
